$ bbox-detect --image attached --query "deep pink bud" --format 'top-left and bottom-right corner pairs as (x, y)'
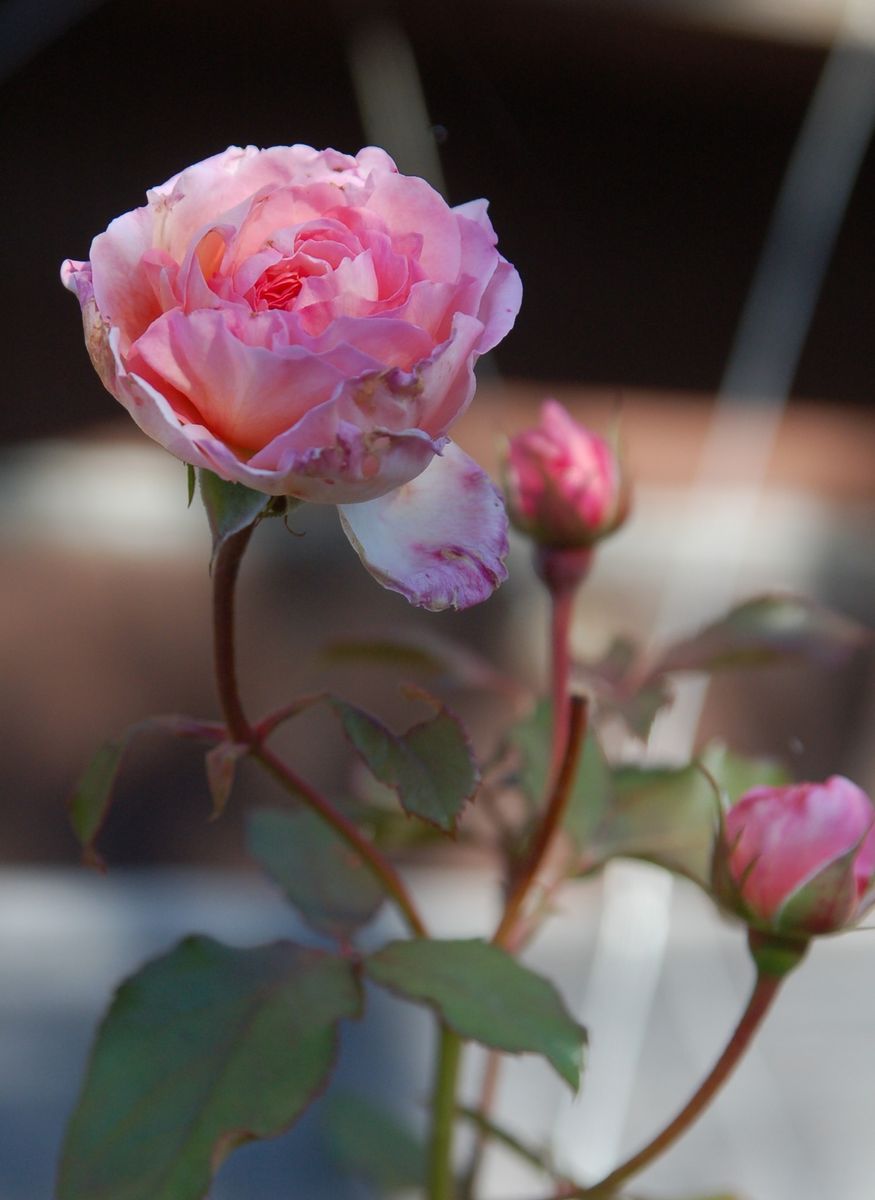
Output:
(503, 400), (627, 549)
(717, 776), (875, 937)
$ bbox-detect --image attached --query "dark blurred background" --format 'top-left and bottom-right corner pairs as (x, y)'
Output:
(4, 0), (875, 443)
(1, 0), (873, 867)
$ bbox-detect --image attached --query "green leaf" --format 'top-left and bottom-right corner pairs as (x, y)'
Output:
(332, 699), (479, 833)
(578, 744), (790, 886)
(186, 464), (196, 508)
(699, 741), (790, 805)
(582, 762), (721, 887)
(656, 594), (871, 674)
(365, 939), (586, 1089)
(322, 631), (528, 703)
(68, 739), (127, 868)
(199, 468), (270, 558)
(68, 716), (222, 867)
(247, 807), (385, 939)
(323, 1092), (425, 1192)
(58, 937), (361, 1200)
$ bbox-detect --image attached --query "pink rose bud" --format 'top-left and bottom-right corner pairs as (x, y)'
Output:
(503, 400), (627, 549)
(717, 776), (875, 937)
(61, 144), (522, 611)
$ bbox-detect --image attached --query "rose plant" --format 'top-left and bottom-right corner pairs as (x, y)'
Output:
(58, 151), (873, 1200)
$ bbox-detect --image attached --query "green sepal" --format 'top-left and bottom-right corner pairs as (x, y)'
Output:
(198, 468), (272, 561)
(774, 845), (860, 936)
(747, 929), (809, 978)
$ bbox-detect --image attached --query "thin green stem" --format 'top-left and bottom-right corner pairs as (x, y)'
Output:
(577, 971), (784, 1197)
(429, 1026), (463, 1200)
(210, 523), (428, 940)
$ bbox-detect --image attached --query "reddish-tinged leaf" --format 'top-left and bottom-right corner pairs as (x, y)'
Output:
(68, 716), (223, 867)
(58, 937), (361, 1200)
(655, 594), (871, 675)
(332, 699), (479, 833)
(366, 939), (586, 1090)
(247, 807), (385, 939)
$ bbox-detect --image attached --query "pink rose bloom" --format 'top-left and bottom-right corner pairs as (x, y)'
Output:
(502, 400), (626, 548)
(61, 144), (522, 610)
(722, 776), (875, 936)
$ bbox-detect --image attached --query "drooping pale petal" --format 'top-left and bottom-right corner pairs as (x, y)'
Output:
(338, 442), (508, 610)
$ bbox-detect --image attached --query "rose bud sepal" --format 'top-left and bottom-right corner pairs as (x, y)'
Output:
(746, 929), (809, 980)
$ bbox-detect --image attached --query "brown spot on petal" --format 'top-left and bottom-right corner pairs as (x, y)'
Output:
(82, 299), (117, 395)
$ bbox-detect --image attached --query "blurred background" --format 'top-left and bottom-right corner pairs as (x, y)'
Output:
(1, 0), (874, 1197)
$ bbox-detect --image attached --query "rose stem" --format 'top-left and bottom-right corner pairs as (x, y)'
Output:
(493, 695), (588, 946)
(462, 590), (587, 1197)
(211, 525), (428, 939)
(546, 578), (578, 786)
(429, 1025), (464, 1200)
(212, 524), (257, 745)
(564, 970), (784, 1199)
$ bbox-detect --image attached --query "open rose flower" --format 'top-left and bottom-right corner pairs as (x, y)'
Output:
(61, 144), (521, 609)
(715, 776), (875, 937)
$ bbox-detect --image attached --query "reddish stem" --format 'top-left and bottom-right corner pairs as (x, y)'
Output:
(578, 971), (784, 1197)
(493, 695), (588, 946)
(212, 527), (256, 744)
(211, 525), (428, 940)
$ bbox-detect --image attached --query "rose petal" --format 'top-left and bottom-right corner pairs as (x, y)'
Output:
(411, 312), (484, 438)
(363, 172), (461, 282)
(245, 408), (440, 501)
(474, 256), (523, 353)
(130, 309), (346, 448)
(337, 442), (508, 610)
(89, 205), (160, 348)
(727, 777), (875, 920)
(148, 145), (368, 262)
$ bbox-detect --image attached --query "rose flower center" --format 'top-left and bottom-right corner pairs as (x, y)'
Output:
(249, 259), (304, 311)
